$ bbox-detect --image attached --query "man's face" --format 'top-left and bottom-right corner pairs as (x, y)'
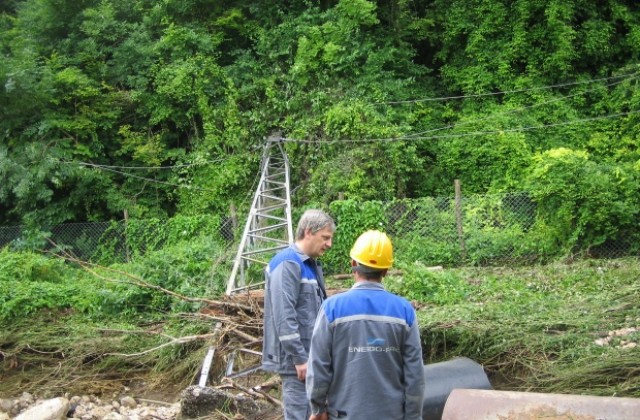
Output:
(303, 226), (334, 258)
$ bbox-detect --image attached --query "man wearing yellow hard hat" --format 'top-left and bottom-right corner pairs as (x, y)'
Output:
(306, 230), (425, 420)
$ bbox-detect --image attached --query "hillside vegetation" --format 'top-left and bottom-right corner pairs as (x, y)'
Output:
(1, 241), (638, 399)
(0, 1), (639, 254)
(1, 0), (639, 407)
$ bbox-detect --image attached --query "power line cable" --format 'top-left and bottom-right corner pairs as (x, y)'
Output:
(379, 70), (640, 105)
(283, 110), (640, 144)
(70, 161), (219, 193)
(56, 158), (229, 170)
(53, 155), (262, 199)
(405, 75), (637, 138)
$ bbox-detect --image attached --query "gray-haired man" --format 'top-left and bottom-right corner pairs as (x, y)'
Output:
(262, 209), (336, 420)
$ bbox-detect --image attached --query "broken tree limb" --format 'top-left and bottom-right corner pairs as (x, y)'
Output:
(220, 377), (282, 407)
(49, 248), (256, 313)
(231, 329), (261, 343)
(104, 332), (218, 357)
(199, 321), (224, 387)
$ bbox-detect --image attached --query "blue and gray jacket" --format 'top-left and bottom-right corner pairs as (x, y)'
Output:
(262, 244), (326, 375)
(306, 281), (425, 420)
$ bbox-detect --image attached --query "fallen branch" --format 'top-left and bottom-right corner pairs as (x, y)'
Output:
(230, 329), (261, 343)
(105, 333), (217, 357)
(219, 377), (282, 407)
(45, 246), (255, 313)
(252, 375), (281, 393)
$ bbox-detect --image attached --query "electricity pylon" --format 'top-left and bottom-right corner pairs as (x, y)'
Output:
(225, 134), (294, 295)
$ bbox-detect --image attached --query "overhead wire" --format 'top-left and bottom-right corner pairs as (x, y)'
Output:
(284, 70), (640, 144)
(74, 162), (219, 193)
(404, 73), (638, 138)
(44, 70), (640, 198)
(378, 70), (640, 105)
(52, 150), (265, 198)
(54, 159), (224, 193)
(60, 158), (229, 170)
(282, 110), (640, 144)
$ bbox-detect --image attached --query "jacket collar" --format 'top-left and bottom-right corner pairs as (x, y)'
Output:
(291, 243), (311, 262)
(352, 281), (385, 291)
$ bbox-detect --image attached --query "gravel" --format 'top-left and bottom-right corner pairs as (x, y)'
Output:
(0, 391), (180, 420)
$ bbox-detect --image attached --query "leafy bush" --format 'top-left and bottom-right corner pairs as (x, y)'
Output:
(323, 199), (386, 274)
(525, 148), (640, 254)
(393, 236), (461, 266)
(0, 248), (101, 321)
(464, 226), (550, 266)
(385, 262), (470, 305)
(0, 281), (82, 321)
(387, 197), (461, 266)
(0, 225), (229, 322)
(93, 215), (225, 264)
(0, 248), (66, 283)
(96, 235), (228, 317)
(125, 214), (225, 259)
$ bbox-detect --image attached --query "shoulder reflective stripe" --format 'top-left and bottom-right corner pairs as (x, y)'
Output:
(279, 332), (301, 341)
(332, 314), (409, 327)
(301, 278), (318, 284)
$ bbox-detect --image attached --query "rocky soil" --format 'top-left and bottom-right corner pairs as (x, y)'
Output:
(0, 391), (180, 420)
(0, 385), (283, 420)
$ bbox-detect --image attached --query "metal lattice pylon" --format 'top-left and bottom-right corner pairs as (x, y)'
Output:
(225, 135), (294, 295)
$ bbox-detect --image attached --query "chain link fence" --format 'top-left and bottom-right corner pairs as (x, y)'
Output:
(383, 191), (636, 266)
(0, 217), (236, 264)
(0, 192), (637, 267)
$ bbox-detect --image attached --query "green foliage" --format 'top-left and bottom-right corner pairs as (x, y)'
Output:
(0, 248), (65, 283)
(387, 197), (461, 265)
(0, 248), (100, 321)
(307, 141), (424, 202)
(464, 225), (545, 266)
(525, 148), (640, 254)
(386, 262), (470, 305)
(0, 280), (80, 321)
(323, 199), (385, 273)
(1, 0), (639, 261)
(0, 214), (229, 322)
(394, 236), (461, 267)
(122, 214), (224, 259)
(96, 234), (228, 317)
(417, 258), (640, 396)
(435, 125), (533, 194)
(461, 193), (551, 265)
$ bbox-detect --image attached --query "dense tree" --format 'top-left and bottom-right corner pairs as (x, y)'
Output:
(0, 0), (638, 241)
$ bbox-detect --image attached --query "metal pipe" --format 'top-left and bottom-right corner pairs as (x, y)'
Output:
(442, 388), (640, 420)
(422, 357), (492, 420)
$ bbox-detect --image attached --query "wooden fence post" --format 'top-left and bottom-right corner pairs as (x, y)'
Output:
(123, 209), (131, 263)
(454, 179), (467, 260)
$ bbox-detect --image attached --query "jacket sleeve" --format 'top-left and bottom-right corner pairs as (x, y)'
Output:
(403, 314), (425, 420)
(269, 260), (308, 365)
(306, 306), (333, 415)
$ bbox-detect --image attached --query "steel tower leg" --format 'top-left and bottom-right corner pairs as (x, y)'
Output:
(225, 135), (294, 295)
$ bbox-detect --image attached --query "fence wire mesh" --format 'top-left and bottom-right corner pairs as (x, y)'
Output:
(0, 192), (637, 267)
(381, 192), (635, 267)
(0, 217), (236, 264)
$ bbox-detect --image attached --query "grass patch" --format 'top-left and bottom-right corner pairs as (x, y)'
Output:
(1, 243), (638, 400)
(0, 237), (231, 398)
(391, 258), (640, 397)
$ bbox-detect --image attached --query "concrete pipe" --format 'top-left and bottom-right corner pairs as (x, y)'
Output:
(442, 388), (640, 420)
(422, 357), (492, 420)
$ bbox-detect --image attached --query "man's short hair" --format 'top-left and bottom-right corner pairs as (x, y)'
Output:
(352, 262), (385, 280)
(295, 209), (336, 240)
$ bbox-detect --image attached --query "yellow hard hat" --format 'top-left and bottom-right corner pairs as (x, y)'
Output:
(350, 230), (393, 269)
